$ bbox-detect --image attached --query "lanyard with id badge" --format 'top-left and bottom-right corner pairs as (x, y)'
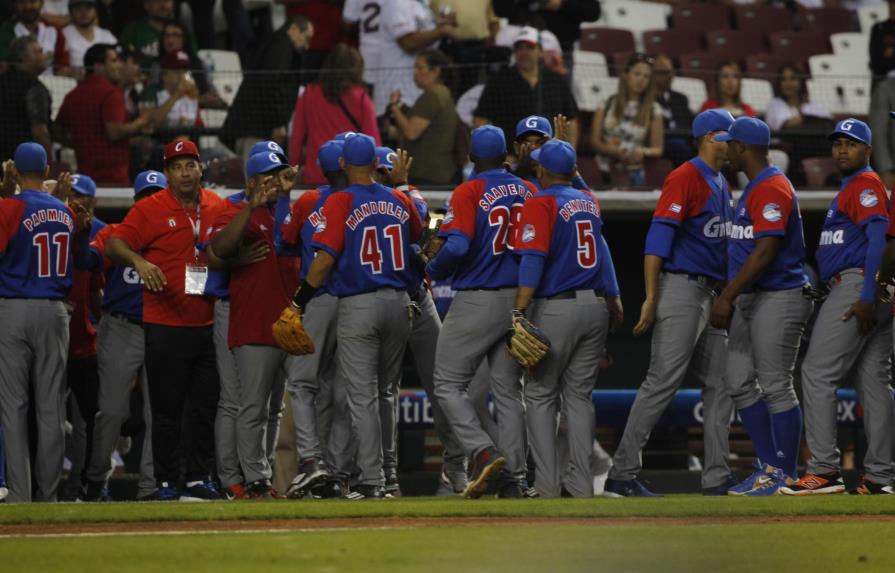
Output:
(183, 201), (208, 295)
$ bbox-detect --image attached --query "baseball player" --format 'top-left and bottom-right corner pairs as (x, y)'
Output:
(783, 119), (894, 496)
(81, 171), (167, 502)
(603, 109), (737, 498)
(427, 125), (537, 498)
(0, 143), (88, 502)
(282, 133), (423, 499)
(511, 139), (614, 498)
(709, 117), (813, 496)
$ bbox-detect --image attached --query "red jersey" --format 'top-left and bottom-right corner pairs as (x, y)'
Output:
(111, 187), (226, 327)
(67, 267), (104, 358)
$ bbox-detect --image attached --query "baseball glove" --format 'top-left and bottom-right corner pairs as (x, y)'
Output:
(272, 305), (316, 355)
(505, 310), (551, 368)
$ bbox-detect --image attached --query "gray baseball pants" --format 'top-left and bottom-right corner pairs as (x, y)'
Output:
(337, 289), (412, 486)
(468, 361), (500, 444)
(213, 300), (243, 488)
(0, 298), (70, 503)
(802, 270), (894, 484)
(433, 288), (526, 480)
(526, 291), (609, 498)
(609, 273), (734, 488)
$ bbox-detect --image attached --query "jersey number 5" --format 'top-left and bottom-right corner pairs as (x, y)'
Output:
(488, 204), (523, 255)
(32, 232), (70, 278)
(576, 220), (597, 269)
(360, 224), (404, 275)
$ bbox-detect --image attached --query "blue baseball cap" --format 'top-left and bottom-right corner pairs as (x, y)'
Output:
(376, 147), (396, 170)
(713, 117), (771, 146)
(828, 118), (871, 145)
(470, 125), (506, 159)
(334, 131), (358, 142)
(530, 139), (576, 175)
(317, 140), (345, 173)
(70, 173), (97, 197)
(342, 133), (377, 166)
(246, 151), (287, 178)
(249, 140), (287, 161)
(692, 109), (735, 138)
(515, 115), (553, 139)
(134, 170), (167, 196)
(14, 142), (47, 173)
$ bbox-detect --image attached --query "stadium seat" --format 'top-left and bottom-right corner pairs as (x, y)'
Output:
(572, 75), (617, 112)
(858, 3), (888, 33)
(38, 75), (77, 120)
(808, 54), (857, 78)
(807, 77), (871, 115)
(670, 76), (708, 114)
(199, 109), (228, 129)
(830, 32), (870, 66)
(740, 78), (774, 115)
(578, 27), (636, 56)
(671, 4), (732, 33)
(610, 51), (633, 76)
(678, 52), (726, 81)
(599, 1), (670, 50)
(797, 7), (857, 36)
(768, 31), (830, 64)
(704, 30), (766, 64)
(802, 157), (839, 187)
(642, 29), (703, 61)
(197, 49), (243, 106)
(204, 157), (245, 188)
(644, 158), (674, 187)
(745, 53), (790, 79)
(734, 5), (791, 36)
(573, 50), (610, 79)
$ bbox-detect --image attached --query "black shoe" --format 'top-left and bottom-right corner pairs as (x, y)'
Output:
(245, 479), (274, 500)
(849, 477), (895, 495)
(345, 484), (386, 500)
(180, 479), (223, 501)
(496, 481), (525, 499)
(384, 469), (402, 498)
(84, 480), (112, 502)
(463, 447), (506, 499)
(287, 459), (331, 499)
(309, 478), (343, 499)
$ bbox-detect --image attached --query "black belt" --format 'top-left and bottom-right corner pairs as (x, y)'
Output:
(670, 272), (726, 293)
(111, 312), (143, 326)
(545, 289), (607, 300)
(455, 287), (512, 292)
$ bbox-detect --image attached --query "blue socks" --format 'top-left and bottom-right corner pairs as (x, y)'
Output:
(738, 400), (778, 469)
(770, 405), (803, 478)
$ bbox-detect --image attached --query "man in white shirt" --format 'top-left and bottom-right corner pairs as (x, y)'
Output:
(342, 0), (387, 89)
(63, 0), (117, 71)
(0, 0), (71, 76)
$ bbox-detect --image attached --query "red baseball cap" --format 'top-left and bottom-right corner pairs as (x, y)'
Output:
(164, 139), (200, 162)
(159, 50), (191, 71)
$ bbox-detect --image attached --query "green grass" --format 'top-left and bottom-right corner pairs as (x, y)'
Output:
(3, 522), (893, 573)
(2, 495), (895, 525)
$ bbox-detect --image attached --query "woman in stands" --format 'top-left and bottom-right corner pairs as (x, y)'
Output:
(157, 19), (224, 109)
(699, 61), (755, 118)
(590, 52), (664, 186)
(765, 63), (831, 131)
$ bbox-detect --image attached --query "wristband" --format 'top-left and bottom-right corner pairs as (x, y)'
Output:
(291, 279), (318, 311)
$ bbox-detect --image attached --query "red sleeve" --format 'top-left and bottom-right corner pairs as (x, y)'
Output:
(101, 88), (127, 124)
(208, 202), (241, 239)
(54, 28), (69, 68)
(56, 93), (71, 132)
(90, 269), (104, 291)
(312, 191), (352, 256)
(653, 166), (697, 224)
(394, 189), (423, 242)
(90, 224), (115, 269)
(359, 89), (382, 144)
(0, 199), (26, 255)
(514, 195), (555, 255)
(439, 180), (480, 240)
(290, 90), (308, 166)
(282, 190), (318, 246)
(748, 180), (792, 236)
(841, 175), (889, 227)
(111, 200), (153, 252)
(698, 100), (715, 113)
(742, 104), (757, 118)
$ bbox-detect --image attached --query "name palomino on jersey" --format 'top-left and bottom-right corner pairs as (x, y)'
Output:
(22, 208), (75, 232)
(478, 184), (530, 211)
(346, 201), (409, 231)
(558, 198), (600, 222)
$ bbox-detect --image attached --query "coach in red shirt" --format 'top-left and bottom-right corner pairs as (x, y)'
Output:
(57, 43), (152, 185)
(106, 139), (225, 501)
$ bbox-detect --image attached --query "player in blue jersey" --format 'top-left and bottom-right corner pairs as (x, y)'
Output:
(783, 119), (894, 496)
(604, 109), (737, 497)
(427, 125), (538, 498)
(709, 117), (813, 496)
(284, 134), (423, 499)
(0, 143), (89, 502)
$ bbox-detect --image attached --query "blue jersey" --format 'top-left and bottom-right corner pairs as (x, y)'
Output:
(0, 189), (76, 298)
(650, 158), (732, 280)
(514, 185), (606, 297)
(280, 186), (337, 296)
(89, 223), (143, 321)
(469, 166), (588, 191)
(815, 167), (889, 281)
(438, 168), (536, 289)
(312, 183), (423, 297)
(728, 167), (808, 291)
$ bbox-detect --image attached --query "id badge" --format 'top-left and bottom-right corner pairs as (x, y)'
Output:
(185, 264), (209, 295)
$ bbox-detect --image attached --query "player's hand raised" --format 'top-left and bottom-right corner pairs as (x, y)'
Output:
(388, 149), (413, 186)
(632, 298), (656, 336)
(841, 300), (877, 337)
(249, 176), (278, 208)
(553, 114), (571, 143)
(71, 202), (92, 233)
(53, 172), (73, 202)
(135, 258), (167, 292)
(276, 165), (300, 193)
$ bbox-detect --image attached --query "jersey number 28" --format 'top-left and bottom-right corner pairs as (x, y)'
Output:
(360, 224), (404, 274)
(488, 204), (523, 255)
(32, 232), (70, 278)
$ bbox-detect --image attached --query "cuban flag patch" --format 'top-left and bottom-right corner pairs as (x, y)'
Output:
(522, 224), (536, 243)
(762, 203), (782, 222)
(859, 189), (879, 208)
(669, 203), (682, 214)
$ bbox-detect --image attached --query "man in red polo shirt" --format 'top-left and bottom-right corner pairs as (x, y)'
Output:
(57, 43), (153, 185)
(106, 139), (225, 501)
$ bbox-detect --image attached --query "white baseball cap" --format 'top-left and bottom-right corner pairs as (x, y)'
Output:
(513, 26), (541, 47)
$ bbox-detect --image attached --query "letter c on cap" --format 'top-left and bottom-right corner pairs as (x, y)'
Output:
(525, 117), (539, 128)
(175, 141), (184, 152)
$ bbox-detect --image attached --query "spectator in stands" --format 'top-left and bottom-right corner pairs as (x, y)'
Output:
(870, 1), (895, 187)
(699, 61), (756, 118)
(63, 1), (117, 72)
(119, 0), (176, 67)
(765, 64), (831, 131)
(140, 50), (200, 129)
(41, 0), (70, 27)
(0, 0), (71, 75)
(869, 1), (895, 81)
(220, 14), (314, 162)
(652, 54), (692, 166)
(474, 26), (579, 148)
(0, 35), (52, 160)
(57, 43), (152, 184)
(157, 19), (224, 109)
(289, 43), (380, 186)
(431, 0), (499, 97)
(279, 0), (351, 71)
(590, 53), (663, 186)
(389, 49), (460, 185)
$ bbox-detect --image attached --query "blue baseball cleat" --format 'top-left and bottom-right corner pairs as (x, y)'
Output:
(702, 474), (740, 496)
(727, 460), (765, 496)
(603, 478), (663, 498)
(742, 465), (786, 496)
(157, 482), (179, 501)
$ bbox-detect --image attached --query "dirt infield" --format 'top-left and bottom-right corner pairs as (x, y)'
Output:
(4, 514), (895, 537)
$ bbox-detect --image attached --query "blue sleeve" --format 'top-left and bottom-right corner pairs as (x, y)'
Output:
(644, 220), (676, 259)
(598, 235), (620, 297)
(426, 233), (470, 280)
(861, 220), (888, 302)
(274, 194), (301, 257)
(519, 253), (545, 289)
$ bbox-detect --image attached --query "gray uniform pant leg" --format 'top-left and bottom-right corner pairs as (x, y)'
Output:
(609, 274), (715, 482)
(137, 368), (156, 497)
(338, 290), (411, 486)
(689, 324), (734, 488)
(803, 272), (894, 483)
(234, 344), (288, 483)
(266, 371), (285, 471)
(0, 299), (69, 503)
(527, 292), (609, 498)
(320, 363), (355, 477)
(286, 293), (339, 464)
(408, 289), (466, 473)
(213, 300), (243, 487)
(468, 361), (499, 444)
(86, 315), (145, 484)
